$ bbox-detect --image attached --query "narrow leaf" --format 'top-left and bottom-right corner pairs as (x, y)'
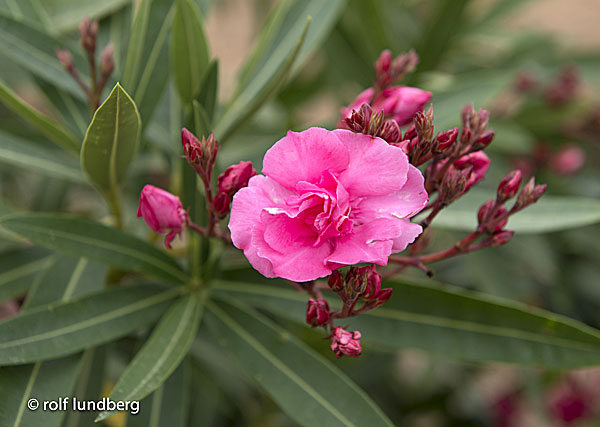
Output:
(424, 189), (600, 233)
(0, 131), (86, 183)
(81, 83), (141, 194)
(121, 0), (173, 124)
(204, 298), (394, 427)
(0, 285), (179, 365)
(0, 81), (80, 152)
(212, 279), (600, 369)
(0, 213), (188, 284)
(0, 246), (53, 303)
(170, 0), (210, 104)
(214, 17), (310, 143)
(96, 293), (203, 421)
(196, 60), (218, 123)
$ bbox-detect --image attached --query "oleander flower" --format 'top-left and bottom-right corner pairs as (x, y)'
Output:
(137, 185), (188, 248)
(228, 127), (428, 282)
(339, 86), (432, 128)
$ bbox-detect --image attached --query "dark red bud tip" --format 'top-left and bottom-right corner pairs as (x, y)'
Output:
(359, 265), (381, 300)
(489, 230), (514, 247)
(375, 288), (392, 305)
(328, 270), (344, 292)
(476, 129), (495, 148)
(477, 199), (496, 226)
(375, 49), (393, 74)
(212, 192), (230, 218)
(497, 170), (522, 202)
(306, 298), (331, 327)
(531, 184), (547, 204)
(434, 128), (458, 153)
(217, 161), (257, 196)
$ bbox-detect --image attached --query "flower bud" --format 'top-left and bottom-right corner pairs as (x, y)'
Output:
(218, 161), (257, 195)
(375, 49), (392, 77)
(328, 270), (344, 292)
(137, 185), (188, 248)
(403, 124), (417, 140)
(212, 192), (230, 218)
(439, 167), (469, 204)
(181, 129), (218, 183)
(99, 43), (115, 79)
(360, 265), (381, 300)
(370, 288), (393, 308)
(79, 16), (98, 54)
(306, 298), (330, 327)
(514, 177), (546, 210)
(434, 128), (458, 153)
(477, 199), (496, 226)
(474, 129), (495, 149)
(377, 119), (401, 143)
(452, 151), (490, 192)
(330, 327), (362, 358)
(56, 49), (75, 73)
(497, 170), (522, 202)
(488, 230), (514, 247)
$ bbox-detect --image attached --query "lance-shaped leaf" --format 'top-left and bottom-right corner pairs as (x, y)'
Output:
(196, 60), (218, 123)
(0, 284), (180, 365)
(204, 298), (394, 427)
(0, 213), (188, 284)
(121, 0), (173, 124)
(214, 17), (310, 143)
(96, 293), (203, 421)
(0, 81), (80, 152)
(0, 131), (86, 183)
(423, 189), (600, 234)
(81, 83), (141, 194)
(211, 279), (600, 369)
(0, 255), (105, 427)
(0, 246), (53, 303)
(170, 0), (210, 104)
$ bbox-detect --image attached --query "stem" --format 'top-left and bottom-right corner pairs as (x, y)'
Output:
(390, 231), (481, 267)
(107, 188), (123, 229)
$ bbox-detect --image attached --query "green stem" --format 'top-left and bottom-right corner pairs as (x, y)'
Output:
(107, 187), (123, 229)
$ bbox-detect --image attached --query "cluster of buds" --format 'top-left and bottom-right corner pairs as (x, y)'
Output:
(213, 161), (257, 217)
(181, 129), (218, 186)
(374, 49), (419, 94)
(56, 17), (114, 111)
(475, 170), (546, 248)
(544, 65), (579, 106)
(330, 327), (362, 359)
(344, 104), (401, 143)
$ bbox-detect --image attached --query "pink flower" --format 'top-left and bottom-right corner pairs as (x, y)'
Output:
(451, 151), (490, 191)
(339, 86), (432, 128)
(228, 127), (428, 282)
(137, 185), (188, 248)
(330, 327), (362, 358)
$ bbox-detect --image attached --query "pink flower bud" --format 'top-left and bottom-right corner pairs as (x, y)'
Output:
(369, 288), (393, 308)
(359, 265), (381, 300)
(434, 128), (458, 153)
(547, 379), (590, 423)
(488, 230), (514, 247)
(100, 43), (115, 78)
(497, 170), (522, 202)
(330, 327), (362, 358)
(328, 270), (344, 292)
(375, 49), (392, 75)
(56, 49), (74, 73)
(217, 161), (257, 195)
(137, 185), (188, 249)
(212, 192), (230, 217)
(377, 119), (401, 143)
(475, 129), (495, 148)
(477, 200), (496, 226)
(549, 145), (585, 175)
(306, 298), (330, 327)
(79, 16), (98, 54)
(403, 124), (417, 140)
(452, 151), (490, 191)
(514, 177), (546, 210)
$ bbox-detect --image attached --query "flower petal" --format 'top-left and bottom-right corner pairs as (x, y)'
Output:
(262, 127), (349, 190)
(333, 129), (409, 196)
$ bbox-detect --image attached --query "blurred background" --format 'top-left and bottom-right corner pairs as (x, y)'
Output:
(2, 0), (600, 425)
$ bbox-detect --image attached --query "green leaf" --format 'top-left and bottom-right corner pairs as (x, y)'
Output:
(0, 131), (86, 183)
(170, 0), (210, 104)
(212, 279), (600, 369)
(0, 254), (105, 427)
(423, 189), (600, 233)
(0, 81), (80, 152)
(0, 285), (180, 365)
(127, 360), (190, 427)
(204, 298), (394, 427)
(192, 100), (210, 137)
(0, 246), (53, 303)
(0, 213), (188, 284)
(81, 83), (141, 194)
(214, 17), (310, 143)
(96, 293), (203, 422)
(121, 0), (173, 124)
(0, 12), (87, 98)
(196, 60), (218, 123)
